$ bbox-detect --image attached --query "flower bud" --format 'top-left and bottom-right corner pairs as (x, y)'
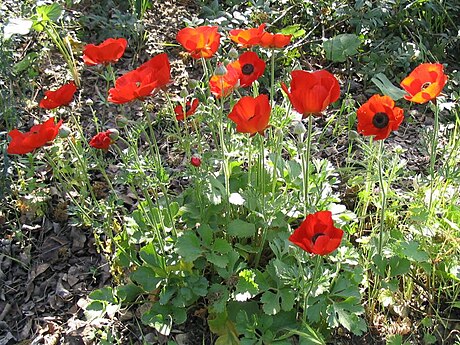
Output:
(107, 128), (120, 141)
(214, 63), (227, 76)
(85, 98), (94, 106)
(228, 47), (239, 60)
(115, 115), (129, 127)
(293, 121), (306, 136)
(190, 155), (201, 167)
(58, 125), (71, 138)
(180, 88), (189, 98)
(188, 79), (199, 89)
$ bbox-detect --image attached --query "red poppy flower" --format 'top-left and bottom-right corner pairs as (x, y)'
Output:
(174, 99), (199, 121)
(281, 70), (340, 118)
(83, 38), (128, 66)
(229, 23), (266, 47)
(289, 210), (344, 256)
(357, 94), (404, 141)
(400, 63), (447, 104)
(259, 31), (292, 48)
(209, 64), (240, 99)
(89, 130), (117, 150)
(108, 53), (170, 104)
(228, 94), (271, 136)
(176, 26), (220, 59)
(229, 51), (266, 88)
(39, 82), (77, 109)
(7, 118), (62, 155)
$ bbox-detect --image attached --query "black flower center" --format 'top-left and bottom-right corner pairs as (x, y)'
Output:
(185, 104), (191, 112)
(421, 82), (431, 90)
(372, 112), (389, 129)
(242, 63), (254, 75)
(311, 232), (325, 244)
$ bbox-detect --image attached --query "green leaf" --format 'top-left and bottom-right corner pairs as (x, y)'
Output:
(212, 238), (232, 254)
(141, 309), (172, 336)
(371, 73), (407, 100)
(332, 297), (367, 335)
(197, 224), (213, 247)
(188, 276), (209, 296)
(208, 284), (230, 313)
(36, 3), (63, 22)
(116, 284), (143, 302)
(279, 288), (295, 311)
(323, 34), (361, 62)
(372, 254), (387, 277)
(261, 291), (281, 315)
(131, 266), (162, 292)
(227, 219), (256, 238)
(207, 252), (229, 268)
(89, 287), (117, 304)
(140, 242), (165, 268)
(389, 256), (411, 277)
(401, 241), (429, 262)
(236, 269), (259, 298)
(176, 231), (202, 262)
(84, 301), (105, 322)
(280, 24), (305, 38)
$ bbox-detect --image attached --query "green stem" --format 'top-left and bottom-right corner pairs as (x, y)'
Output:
(270, 50), (276, 106)
(302, 116), (313, 214)
(302, 254), (322, 322)
(428, 102), (439, 213)
(377, 139), (386, 256)
(254, 135), (267, 268)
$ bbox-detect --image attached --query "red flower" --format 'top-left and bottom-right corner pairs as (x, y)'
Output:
(229, 23), (266, 47)
(209, 64), (240, 99)
(108, 53), (170, 104)
(89, 130), (116, 150)
(39, 82), (77, 109)
(281, 70), (340, 118)
(83, 38), (128, 66)
(7, 118), (62, 155)
(259, 31), (292, 48)
(229, 51), (266, 88)
(228, 94), (271, 136)
(190, 155), (201, 167)
(289, 211), (344, 256)
(357, 94), (404, 141)
(174, 99), (199, 121)
(400, 63), (447, 104)
(176, 26), (220, 59)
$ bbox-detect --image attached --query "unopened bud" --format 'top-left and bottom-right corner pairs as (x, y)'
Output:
(115, 115), (129, 127)
(180, 88), (188, 98)
(58, 125), (71, 138)
(190, 155), (201, 167)
(348, 130), (359, 140)
(293, 121), (306, 136)
(188, 79), (199, 89)
(85, 98), (94, 106)
(228, 47), (239, 60)
(107, 128), (119, 141)
(214, 63), (227, 76)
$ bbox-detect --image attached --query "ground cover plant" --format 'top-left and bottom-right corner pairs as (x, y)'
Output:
(1, 0), (460, 344)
